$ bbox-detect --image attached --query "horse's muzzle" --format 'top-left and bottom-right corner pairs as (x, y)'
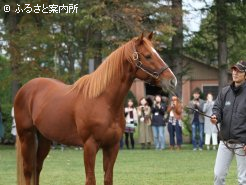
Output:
(159, 77), (177, 94)
(169, 77), (177, 89)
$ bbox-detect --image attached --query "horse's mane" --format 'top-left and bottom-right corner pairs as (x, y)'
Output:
(71, 39), (135, 99)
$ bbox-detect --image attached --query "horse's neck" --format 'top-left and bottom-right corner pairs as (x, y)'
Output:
(104, 60), (134, 108)
(74, 40), (135, 108)
(99, 41), (135, 108)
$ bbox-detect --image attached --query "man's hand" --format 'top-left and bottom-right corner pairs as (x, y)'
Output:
(243, 145), (246, 153)
(210, 115), (217, 124)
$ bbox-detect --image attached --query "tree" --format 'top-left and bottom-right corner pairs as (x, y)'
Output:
(1, 0), (183, 103)
(3, 1), (22, 103)
(171, 0), (183, 97)
(2, 1), (57, 102)
(185, 1), (246, 89)
(216, 0), (228, 89)
(0, 56), (12, 104)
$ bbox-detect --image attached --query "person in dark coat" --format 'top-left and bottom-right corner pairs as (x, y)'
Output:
(151, 95), (167, 150)
(188, 89), (205, 151)
(211, 60), (246, 185)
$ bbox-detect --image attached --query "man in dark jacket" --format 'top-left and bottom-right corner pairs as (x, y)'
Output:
(188, 89), (205, 151)
(211, 60), (246, 185)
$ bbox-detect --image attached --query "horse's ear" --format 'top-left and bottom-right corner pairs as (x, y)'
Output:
(147, 32), (153, 40)
(136, 33), (144, 45)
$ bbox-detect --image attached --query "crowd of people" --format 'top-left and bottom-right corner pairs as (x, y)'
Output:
(122, 94), (183, 151)
(122, 91), (220, 151)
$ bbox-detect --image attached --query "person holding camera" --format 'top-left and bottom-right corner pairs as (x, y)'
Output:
(167, 96), (183, 150)
(151, 95), (167, 150)
(124, 99), (138, 149)
(137, 97), (153, 149)
(188, 89), (205, 151)
(203, 93), (218, 150)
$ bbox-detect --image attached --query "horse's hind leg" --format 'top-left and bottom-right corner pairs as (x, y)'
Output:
(18, 129), (37, 185)
(102, 144), (119, 185)
(35, 133), (51, 185)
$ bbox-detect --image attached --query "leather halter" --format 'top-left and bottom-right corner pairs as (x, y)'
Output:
(131, 43), (169, 81)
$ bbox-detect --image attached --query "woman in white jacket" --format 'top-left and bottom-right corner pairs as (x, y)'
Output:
(203, 93), (218, 150)
(124, 99), (138, 149)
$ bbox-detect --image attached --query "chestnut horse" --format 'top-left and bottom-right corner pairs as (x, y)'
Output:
(14, 33), (177, 185)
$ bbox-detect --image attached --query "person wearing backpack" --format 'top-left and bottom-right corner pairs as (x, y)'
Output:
(211, 60), (246, 185)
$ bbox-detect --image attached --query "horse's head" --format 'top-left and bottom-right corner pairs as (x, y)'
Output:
(131, 32), (177, 93)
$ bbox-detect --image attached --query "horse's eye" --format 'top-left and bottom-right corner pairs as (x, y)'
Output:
(145, 55), (151, 60)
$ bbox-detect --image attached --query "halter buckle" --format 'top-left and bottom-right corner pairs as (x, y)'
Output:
(136, 60), (142, 68)
(133, 52), (139, 61)
(152, 72), (159, 79)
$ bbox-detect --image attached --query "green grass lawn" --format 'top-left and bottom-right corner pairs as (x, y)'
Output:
(0, 145), (238, 185)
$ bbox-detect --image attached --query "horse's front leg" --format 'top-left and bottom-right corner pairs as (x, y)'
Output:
(102, 143), (119, 185)
(83, 138), (99, 185)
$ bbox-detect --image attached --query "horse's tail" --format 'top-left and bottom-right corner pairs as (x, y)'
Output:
(16, 134), (37, 185)
(16, 135), (25, 185)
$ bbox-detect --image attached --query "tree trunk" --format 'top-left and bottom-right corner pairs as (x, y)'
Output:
(67, 44), (75, 83)
(171, 0), (183, 98)
(94, 31), (103, 69)
(5, 2), (22, 103)
(216, 0), (228, 90)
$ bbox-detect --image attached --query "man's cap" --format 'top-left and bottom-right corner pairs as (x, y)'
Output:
(231, 60), (246, 72)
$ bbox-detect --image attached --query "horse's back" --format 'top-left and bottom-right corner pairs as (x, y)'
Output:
(14, 78), (68, 131)
(15, 77), (66, 111)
